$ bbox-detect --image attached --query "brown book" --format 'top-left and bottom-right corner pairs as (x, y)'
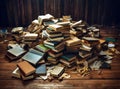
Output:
(17, 61), (36, 76)
(21, 72), (34, 80)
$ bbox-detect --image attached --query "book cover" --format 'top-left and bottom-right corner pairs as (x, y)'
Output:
(17, 61), (36, 76)
(61, 53), (76, 62)
(35, 44), (50, 52)
(7, 47), (26, 57)
(35, 64), (47, 75)
(50, 66), (65, 77)
(48, 50), (63, 58)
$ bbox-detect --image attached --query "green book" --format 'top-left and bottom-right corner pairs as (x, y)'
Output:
(35, 44), (50, 52)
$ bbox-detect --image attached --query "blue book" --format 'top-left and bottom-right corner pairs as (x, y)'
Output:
(22, 49), (44, 65)
(35, 64), (46, 75)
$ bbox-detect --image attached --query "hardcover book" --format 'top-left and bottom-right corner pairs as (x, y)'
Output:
(22, 50), (44, 65)
(50, 66), (65, 77)
(35, 64), (47, 75)
(35, 44), (50, 52)
(17, 61), (36, 76)
(61, 53), (76, 62)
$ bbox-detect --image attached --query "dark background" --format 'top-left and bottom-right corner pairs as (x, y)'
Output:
(0, 0), (120, 27)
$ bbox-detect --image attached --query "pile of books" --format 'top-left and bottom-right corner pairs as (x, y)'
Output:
(5, 14), (120, 81)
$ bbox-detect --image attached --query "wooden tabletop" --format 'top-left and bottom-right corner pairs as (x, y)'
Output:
(0, 27), (120, 89)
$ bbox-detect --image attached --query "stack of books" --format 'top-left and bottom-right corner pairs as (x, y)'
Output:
(57, 22), (71, 36)
(70, 20), (88, 37)
(60, 53), (77, 67)
(27, 19), (44, 33)
(12, 61), (36, 80)
(65, 36), (81, 53)
(79, 43), (93, 59)
(22, 33), (38, 44)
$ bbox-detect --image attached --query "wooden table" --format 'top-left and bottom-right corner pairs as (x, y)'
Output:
(0, 27), (120, 89)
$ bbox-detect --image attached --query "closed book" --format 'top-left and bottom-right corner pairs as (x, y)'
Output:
(57, 22), (70, 26)
(80, 45), (92, 52)
(43, 20), (55, 26)
(47, 56), (57, 62)
(17, 61), (36, 76)
(48, 36), (64, 41)
(44, 30), (63, 38)
(46, 27), (61, 34)
(24, 33), (38, 38)
(48, 24), (63, 31)
(50, 66), (65, 77)
(61, 54), (76, 62)
(21, 73), (34, 80)
(44, 40), (60, 46)
(35, 64), (46, 75)
(79, 51), (92, 58)
(48, 50), (63, 58)
(60, 59), (75, 67)
(52, 45), (65, 53)
(87, 56), (98, 64)
(35, 44), (50, 52)
(66, 37), (81, 46)
(83, 37), (99, 42)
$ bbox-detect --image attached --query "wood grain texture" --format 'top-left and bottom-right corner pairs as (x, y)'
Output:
(0, 0), (120, 27)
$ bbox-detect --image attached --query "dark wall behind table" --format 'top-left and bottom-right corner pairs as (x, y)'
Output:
(0, 0), (120, 27)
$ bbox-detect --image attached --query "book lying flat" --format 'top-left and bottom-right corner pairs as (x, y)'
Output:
(83, 37), (99, 41)
(60, 59), (76, 67)
(22, 48), (44, 65)
(7, 46), (26, 57)
(46, 27), (61, 34)
(21, 72), (34, 80)
(35, 44), (50, 52)
(50, 66), (65, 77)
(44, 30), (63, 38)
(79, 50), (92, 58)
(61, 53), (76, 62)
(48, 50), (63, 58)
(44, 40), (60, 46)
(49, 24), (63, 31)
(35, 64), (47, 75)
(48, 36), (64, 42)
(17, 61), (36, 76)
(66, 37), (81, 46)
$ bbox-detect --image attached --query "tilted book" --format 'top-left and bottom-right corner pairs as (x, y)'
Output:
(17, 61), (36, 76)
